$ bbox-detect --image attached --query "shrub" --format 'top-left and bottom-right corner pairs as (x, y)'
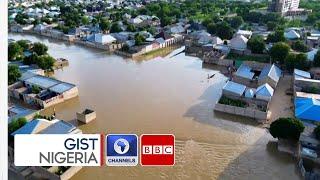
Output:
(32, 85), (41, 94)
(269, 117), (305, 141)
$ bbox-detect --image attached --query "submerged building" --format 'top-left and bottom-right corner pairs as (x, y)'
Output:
(9, 72), (78, 108)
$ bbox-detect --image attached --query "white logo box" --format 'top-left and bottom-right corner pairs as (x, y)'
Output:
(14, 134), (102, 166)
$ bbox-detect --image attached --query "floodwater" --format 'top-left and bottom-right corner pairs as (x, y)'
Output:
(9, 33), (300, 180)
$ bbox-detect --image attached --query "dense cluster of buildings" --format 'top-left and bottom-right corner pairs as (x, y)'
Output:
(215, 63), (282, 122)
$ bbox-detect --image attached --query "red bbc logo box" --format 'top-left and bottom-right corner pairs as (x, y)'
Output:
(140, 134), (175, 166)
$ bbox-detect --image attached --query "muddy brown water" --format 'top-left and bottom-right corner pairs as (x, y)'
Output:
(9, 33), (299, 180)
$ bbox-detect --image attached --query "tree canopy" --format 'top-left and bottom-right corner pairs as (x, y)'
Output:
(269, 42), (290, 64)
(267, 30), (286, 43)
(134, 33), (146, 46)
(8, 65), (21, 85)
(8, 42), (23, 61)
(32, 42), (48, 56)
(216, 22), (234, 40)
(8, 117), (27, 134)
(270, 117), (305, 141)
(110, 23), (122, 33)
(291, 40), (308, 53)
(247, 35), (265, 54)
(285, 53), (309, 71)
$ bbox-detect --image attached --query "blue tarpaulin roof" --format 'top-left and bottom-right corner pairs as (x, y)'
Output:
(295, 97), (320, 122)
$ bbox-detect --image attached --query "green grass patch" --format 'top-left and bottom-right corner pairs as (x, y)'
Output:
(226, 52), (269, 63)
(219, 96), (247, 108)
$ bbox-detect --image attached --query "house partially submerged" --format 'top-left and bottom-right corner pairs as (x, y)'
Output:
(8, 105), (38, 123)
(9, 73), (78, 108)
(87, 33), (116, 44)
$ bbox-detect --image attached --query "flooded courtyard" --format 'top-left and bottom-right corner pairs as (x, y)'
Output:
(9, 33), (299, 180)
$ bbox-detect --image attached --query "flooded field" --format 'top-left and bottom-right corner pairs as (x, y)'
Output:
(9, 33), (299, 180)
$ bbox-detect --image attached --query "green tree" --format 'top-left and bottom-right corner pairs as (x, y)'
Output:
(269, 42), (290, 63)
(8, 117), (27, 134)
(16, 40), (30, 51)
(227, 16), (244, 29)
(23, 53), (38, 65)
(269, 117), (305, 141)
(216, 22), (234, 40)
(134, 33), (146, 46)
(207, 23), (216, 35)
(314, 51), (320, 67)
(8, 65), (21, 85)
(247, 35), (266, 54)
(99, 18), (111, 32)
(81, 16), (90, 25)
(267, 30), (286, 43)
(32, 42), (48, 56)
(291, 40), (308, 53)
(8, 42), (23, 61)
(37, 55), (55, 70)
(285, 53), (308, 71)
(14, 13), (27, 25)
(110, 23), (121, 33)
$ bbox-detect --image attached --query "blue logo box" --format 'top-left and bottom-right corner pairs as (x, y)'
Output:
(106, 134), (138, 166)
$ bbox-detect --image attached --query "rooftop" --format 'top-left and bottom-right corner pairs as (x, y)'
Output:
(11, 118), (81, 135)
(259, 64), (282, 83)
(24, 75), (60, 89)
(235, 64), (255, 80)
(223, 81), (246, 96)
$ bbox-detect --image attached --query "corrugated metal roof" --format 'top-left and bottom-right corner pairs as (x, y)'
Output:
(256, 83), (274, 97)
(235, 64), (255, 80)
(24, 75), (60, 89)
(49, 83), (75, 94)
(223, 81), (246, 96)
(294, 69), (311, 79)
(259, 64), (281, 83)
(11, 119), (78, 135)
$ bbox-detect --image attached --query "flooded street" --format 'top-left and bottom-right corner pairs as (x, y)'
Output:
(9, 33), (300, 180)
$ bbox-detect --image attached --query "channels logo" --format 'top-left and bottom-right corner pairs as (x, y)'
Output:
(140, 134), (175, 166)
(14, 134), (102, 166)
(106, 134), (138, 166)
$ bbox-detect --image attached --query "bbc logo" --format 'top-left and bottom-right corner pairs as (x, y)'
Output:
(140, 134), (175, 166)
(142, 145), (173, 155)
